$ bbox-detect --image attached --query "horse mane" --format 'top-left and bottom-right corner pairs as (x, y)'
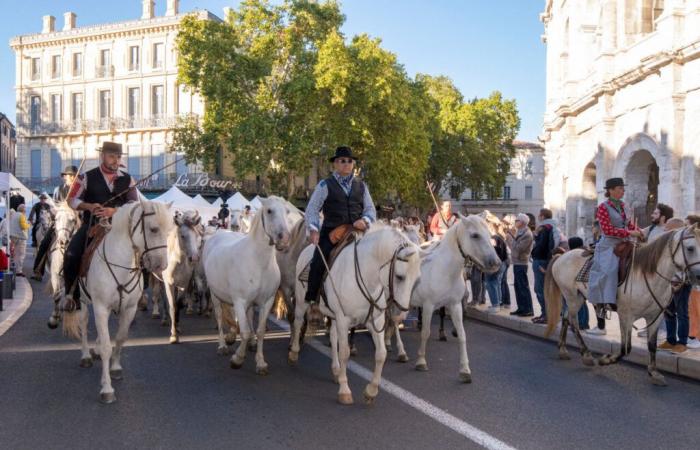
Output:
(633, 229), (676, 274)
(361, 224), (410, 258)
(289, 217), (306, 244)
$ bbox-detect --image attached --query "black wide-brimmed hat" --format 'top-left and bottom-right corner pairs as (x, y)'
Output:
(604, 177), (626, 190)
(329, 146), (358, 163)
(61, 165), (78, 176)
(97, 141), (123, 156)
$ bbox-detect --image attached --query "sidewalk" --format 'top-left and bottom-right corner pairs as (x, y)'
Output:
(464, 268), (700, 381)
(0, 275), (33, 337)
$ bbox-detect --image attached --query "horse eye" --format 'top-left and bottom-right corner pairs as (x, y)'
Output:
(688, 246), (695, 253)
(396, 275), (405, 282)
(150, 227), (159, 233)
(471, 233), (479, 239)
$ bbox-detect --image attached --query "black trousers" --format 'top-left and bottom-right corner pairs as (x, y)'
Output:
(305, 229), (335, 302)
(63, 222), (90, 300)
(33, 226), (56, 274)
(31, 223), (40, 247)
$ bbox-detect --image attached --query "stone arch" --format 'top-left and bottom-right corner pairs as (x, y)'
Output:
(624, 149), (659, 227)
(577, 161), (597, 241)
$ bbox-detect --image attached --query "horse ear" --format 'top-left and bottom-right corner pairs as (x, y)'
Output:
(165, 201), (173, 210)
(174, 213), (183, 226)
(398, 245), (418, 261)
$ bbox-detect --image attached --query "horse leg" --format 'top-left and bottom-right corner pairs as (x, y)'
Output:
(110, 302), (138, 381)
(558, 317), (571, 360)
(94, 305), (115, 403)
(646, 322), (667, 386)
(336, 318), (353, 405)
(151, 280), (162, 320)
(254, 296), (274, 375)
(449, 302), (472, 383)
(288, 300), (307, 365)
(438, 307), (447, 341)
(599, 314), (632, 366)
(394, 324), (409, 362)
(230, 301), (250, 369)
(210, 294), (230, 355)
(329, 321), (340, 383)
(349, 327), (357, 356)
(246, 306), (257, 352)
(78, 306), (93, 368)
(164, 282), (179, 344)
(384, 323), (394, 353)
(415, 304), (434, 371)
(364, 320), (387, 405)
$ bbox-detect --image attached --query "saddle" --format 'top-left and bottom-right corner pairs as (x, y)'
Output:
(79, 225), (110, 277)
(575, 241), (633, 285)
(298, 230), (361, 284)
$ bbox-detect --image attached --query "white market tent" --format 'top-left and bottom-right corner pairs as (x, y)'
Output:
(191, 194), (212, 208)
(250, 195), (263, 211)
(211, 197), (223, 208)
(152, 186), (193, 205)
(226, 192), (249, 211)
(150, 186), (220, 222)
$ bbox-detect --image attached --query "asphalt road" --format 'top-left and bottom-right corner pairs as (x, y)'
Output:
(1, 274), (700, 450)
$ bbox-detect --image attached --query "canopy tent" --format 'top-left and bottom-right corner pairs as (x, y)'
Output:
(226, 192), (250, 211)
(211, 197), (223, 208)
(191, 194), (212, 208)
(0, 172), (43, 217)
(151, 186), (193, 205)
(250, 195), (263, 211)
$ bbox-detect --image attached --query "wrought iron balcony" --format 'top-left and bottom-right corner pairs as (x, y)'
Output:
(95, 65), (114, 78)
(18, 115), (191, 135)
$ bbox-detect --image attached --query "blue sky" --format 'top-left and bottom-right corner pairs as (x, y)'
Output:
(0, 0), (546, 141)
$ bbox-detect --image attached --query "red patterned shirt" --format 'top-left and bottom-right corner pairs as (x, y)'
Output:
(595, 200), (636, 238)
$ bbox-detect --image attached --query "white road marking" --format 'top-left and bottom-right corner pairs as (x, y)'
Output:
(271, 318), (517, 450)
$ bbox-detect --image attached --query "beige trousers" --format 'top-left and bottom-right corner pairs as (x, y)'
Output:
(11, 237), (27, 274)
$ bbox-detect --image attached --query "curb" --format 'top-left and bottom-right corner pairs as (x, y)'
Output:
(465, 306), (700, 382)
(0, 277), (33, 337)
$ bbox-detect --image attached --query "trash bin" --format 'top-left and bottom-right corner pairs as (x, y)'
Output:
(1, 271), (12, 302)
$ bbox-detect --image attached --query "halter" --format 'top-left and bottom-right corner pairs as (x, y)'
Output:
(259, 210), (276, 246)
(129, 202), (168, 267)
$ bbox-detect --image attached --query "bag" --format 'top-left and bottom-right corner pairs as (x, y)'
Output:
(0, 248), (8, 271)
(329, 224), (354, 245)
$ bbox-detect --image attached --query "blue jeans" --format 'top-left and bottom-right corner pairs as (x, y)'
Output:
(501, 263), (511, 306)
(485, 261), (506, 307)
(532, 259), (548, 317)
(562, 298), (589, 329)
(665, 283), (690, 345)
(513, 264), (533, 314)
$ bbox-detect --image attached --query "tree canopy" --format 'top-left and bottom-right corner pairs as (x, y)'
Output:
(172, 0), (520, 206)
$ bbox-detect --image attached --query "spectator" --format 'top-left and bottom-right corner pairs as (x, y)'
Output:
(238, 205), (253, 233)
(530, 208), (559, 324)
(500, 215), (514, 310)
(28, 193), (51, 248)
(658, 218), (689, 353)
(643, 203), (673, 242)
(508, 213), (534, 317)
(687, 214), (700, 349)
(217, 203), (230, 229)
(9, 204), (30, 276)
(526, 213), (537, 233)
(429, 201), (456, 240)
(485, 233), (509, 313)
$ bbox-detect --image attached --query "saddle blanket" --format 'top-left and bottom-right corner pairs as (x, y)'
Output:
(575, 256), (594, 283)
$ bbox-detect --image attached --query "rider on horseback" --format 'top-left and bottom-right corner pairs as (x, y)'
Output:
(31, 165), (78, 281)
(588, 177), (643, 329)
(304, 146), (376, 327)
(60, 142), (139, 312)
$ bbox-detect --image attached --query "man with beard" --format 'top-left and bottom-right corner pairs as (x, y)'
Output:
(643, 203), (673, 243)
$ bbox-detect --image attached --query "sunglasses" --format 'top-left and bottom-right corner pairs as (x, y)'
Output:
(336, 158), (354, 164)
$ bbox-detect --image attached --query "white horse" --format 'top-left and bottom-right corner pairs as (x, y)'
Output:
(46, 203), (81, 329)
(150, 210), (204, 343)
(275, 218), (308, 322)
(63, 199), (172, 403)
(390, 215), (501, 382)
(202, 196), (291, 373)
(290, 226), (421, 405)
(35, 208), (53, 251)
(544, 226), (700, 385)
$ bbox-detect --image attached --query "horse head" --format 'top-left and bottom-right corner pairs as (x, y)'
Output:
(258, 196), (291, 251)
(454, 214), (501, 274)
(54, 203), (80, 249)
(174, 210), (204, 264)
(674, 225), (700, 284)
(129, 200), (173, 273)
(384, 229), (422, 324)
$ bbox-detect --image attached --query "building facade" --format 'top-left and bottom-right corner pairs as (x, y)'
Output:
(0, 113), (17, 174)
(455, 140), (545, 218)
(10, 0), (214, 192)
(541, 0), (700, 240)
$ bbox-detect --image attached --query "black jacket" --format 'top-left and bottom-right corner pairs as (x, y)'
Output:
(531, 224), (554, 261)
(321, 176), (365, 231)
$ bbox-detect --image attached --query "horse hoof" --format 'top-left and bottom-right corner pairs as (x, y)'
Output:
(256, 366), (269, 376)
(287, 352), (298, 366)
(230, 358), (244, 370)
(89, 349), (101, 360)
(386, 344), (393, 353)
(598, 355), (611, 366)
(459, 371), (472, 383)
(363, 392), (376, 405)
(397, 353), (409, 363)
(185, 308), (194, 315)
(79, 357), (93, 368)
(100, 392), (116, 404)
(558, 351), (571, 360)
(650, 373), (667, 387)
(582, 355), (595, 366)
(337, 393), (354, 405)
(47, 320), (58, 330)
(349, 345), (358, 357)
(169, 336), (179, 344)
(248, 342), (257, 352)
(224, 333), (237, 346)
(415, 363), (429, 372)
(109, 369), (123, 380)
(438, 332), (447, 342)
(217, 346), (230, 356)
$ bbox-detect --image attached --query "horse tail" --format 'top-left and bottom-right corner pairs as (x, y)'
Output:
(544, 254), (562, 338)
(274, 289), (288, 320)
(62, 310), (82, 340)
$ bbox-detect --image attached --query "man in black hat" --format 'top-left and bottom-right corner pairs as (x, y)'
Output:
(60, 142), (139, 311)
(28, 192), (52, 248)
(31, 165), (79, 280)
(304, 146), (376, 326)
(218, 202), (230, 229)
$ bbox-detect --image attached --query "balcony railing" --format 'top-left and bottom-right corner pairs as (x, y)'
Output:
(18, 115), (190, 135)
(95, 65), (114, 78)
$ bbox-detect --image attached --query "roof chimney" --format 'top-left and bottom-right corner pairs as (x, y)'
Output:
(42, 15), (55, 33)
(63, 12), (76, 30)
(142, 0), (155, 20)
(166, 0), (179, 16)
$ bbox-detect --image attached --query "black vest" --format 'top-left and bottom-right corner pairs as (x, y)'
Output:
(321, 176), (365, 231)
(82, 167), (132, 223)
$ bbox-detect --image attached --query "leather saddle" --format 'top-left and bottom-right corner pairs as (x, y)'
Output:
(298, 230), (360, 284)
(79, 225), (110, 278)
